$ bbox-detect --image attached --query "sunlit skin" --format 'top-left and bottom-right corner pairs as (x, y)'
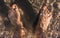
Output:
(0, 15), (3, 25)
(40, 6), (52, 32)
(11, 4), (25, 38)
(34, 6), (52, 38)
